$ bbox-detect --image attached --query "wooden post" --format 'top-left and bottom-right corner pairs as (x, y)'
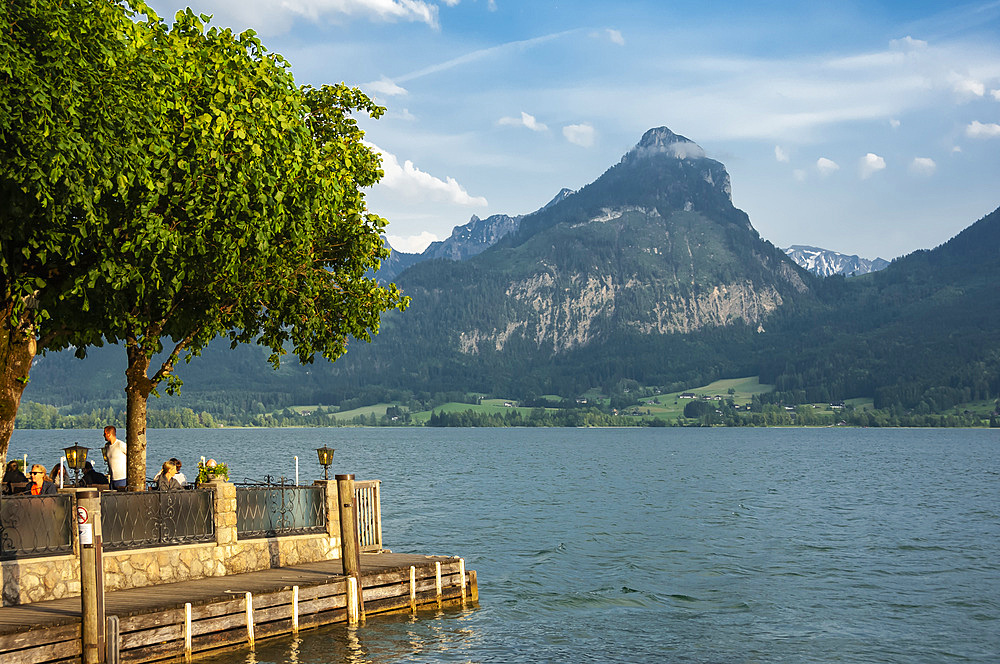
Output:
(245, 592), (255, 648)
(435, 561), (442, 598)
(409, 566), (417, 612)
(346, 577), (360, 625)
(184, 603), (192, 661)
(459, 558), (467, 600)
(77, 489), (104, 664)
(292, 586), (299, 634)
(336, 474), (364, 615)
(105, 615), (120, 664)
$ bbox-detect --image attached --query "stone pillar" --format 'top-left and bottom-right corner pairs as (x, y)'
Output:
(205, 479), (237, 546)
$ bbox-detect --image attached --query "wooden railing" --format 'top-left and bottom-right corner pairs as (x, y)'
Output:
(354, 480), (383, 552)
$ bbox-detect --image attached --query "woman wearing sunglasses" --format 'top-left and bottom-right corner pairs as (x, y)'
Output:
(26, 465), (58, 495)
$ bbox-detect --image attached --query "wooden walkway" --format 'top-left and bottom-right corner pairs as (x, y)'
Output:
(0, 552), (477, 663)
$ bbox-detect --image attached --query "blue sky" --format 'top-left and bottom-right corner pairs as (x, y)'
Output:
(146, 0), (1000, 259)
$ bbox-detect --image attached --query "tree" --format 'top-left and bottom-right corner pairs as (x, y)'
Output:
(84, 11), (406, 488)
(0, 0), (159, 466)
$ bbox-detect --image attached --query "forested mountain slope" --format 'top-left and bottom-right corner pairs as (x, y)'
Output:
(759, 206), (1000, 410)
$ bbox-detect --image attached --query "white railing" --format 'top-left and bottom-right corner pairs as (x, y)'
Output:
(354, 480), (383, 552)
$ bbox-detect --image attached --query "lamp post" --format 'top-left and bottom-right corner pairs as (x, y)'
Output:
(316, 446), (335, 480)
(64, 443), (89, 487)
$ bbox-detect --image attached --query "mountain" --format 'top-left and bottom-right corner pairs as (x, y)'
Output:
(377, 189), (580, 283)
(324, 127), (814, 395)
(783, 245), (890, 277)
(759, 205), (1000, 410)
(421, 212), (522, 262)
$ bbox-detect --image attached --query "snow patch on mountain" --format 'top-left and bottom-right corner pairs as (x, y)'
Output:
(783, 245), (890, 277)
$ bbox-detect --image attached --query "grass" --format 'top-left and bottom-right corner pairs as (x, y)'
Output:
(281, 376), (967, 426)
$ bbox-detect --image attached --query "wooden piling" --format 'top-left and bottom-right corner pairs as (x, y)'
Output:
(336, 474), (365, 616)
(409, 566), (417, 612)
(77, 489), (103, 664)
(183, 603), (192, 661)
(244, 593), (255, 648)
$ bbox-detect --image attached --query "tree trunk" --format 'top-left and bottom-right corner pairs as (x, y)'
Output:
(124, 342), (154, 491)
(0, 304), (35, 469)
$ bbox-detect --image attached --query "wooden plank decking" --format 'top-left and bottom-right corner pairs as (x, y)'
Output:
(0, 552), (478, 664)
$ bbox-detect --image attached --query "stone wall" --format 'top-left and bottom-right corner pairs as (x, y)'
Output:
(1, 479), (343, 606)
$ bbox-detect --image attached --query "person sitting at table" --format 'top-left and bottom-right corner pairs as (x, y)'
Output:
(156, 460), (182, 491)
(153, 457), (188, 487)
(50, 461), (68, 489)
(2, 460), (27, 494)
(25, 464), (58, 495)
(170, 458), (187, 486)
(80, 461), (109, 487)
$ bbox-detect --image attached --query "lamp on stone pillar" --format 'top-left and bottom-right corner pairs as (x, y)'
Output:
(316, 446), (335, 480)
(63, 443), (89, 487)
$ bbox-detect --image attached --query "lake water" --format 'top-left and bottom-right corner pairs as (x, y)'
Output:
(9, 427), (1000, 663)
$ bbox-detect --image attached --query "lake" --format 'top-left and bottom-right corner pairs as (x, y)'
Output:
(9, 427), (1000, 663)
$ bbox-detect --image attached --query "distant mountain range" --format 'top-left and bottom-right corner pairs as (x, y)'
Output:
(20, 126), (1000, 420)
(782, 245), (890, 277)
(384, 201), (890, 282)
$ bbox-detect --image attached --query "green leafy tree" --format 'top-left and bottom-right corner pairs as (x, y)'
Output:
(0, 0), (159, 465)
(85, 11), (407, 489)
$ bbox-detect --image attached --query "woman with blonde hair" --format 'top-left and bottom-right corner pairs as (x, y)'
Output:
(156, 460), (182, 491)
(26, 464), (57, 495)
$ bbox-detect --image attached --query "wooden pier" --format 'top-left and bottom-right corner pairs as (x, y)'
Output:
(0, 552), (477, 664)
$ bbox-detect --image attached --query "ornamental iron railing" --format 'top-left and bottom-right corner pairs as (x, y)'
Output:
(101, 489), (215, 551)
(355, 480), (383, 553)
(0, 494), (74, 560)
(236, 484), (326, 539)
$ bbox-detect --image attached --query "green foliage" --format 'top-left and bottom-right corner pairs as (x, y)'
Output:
(197, 460), (229, 483)
(0, 0), (165, 461)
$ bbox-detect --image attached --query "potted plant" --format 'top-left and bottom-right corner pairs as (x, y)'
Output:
(197, 459), (230, 483)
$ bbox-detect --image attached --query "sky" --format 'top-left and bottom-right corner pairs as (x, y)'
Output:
(145, 0), (1000, 260)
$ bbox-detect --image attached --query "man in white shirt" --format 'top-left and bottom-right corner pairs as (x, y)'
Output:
(104, 425), (127, 489)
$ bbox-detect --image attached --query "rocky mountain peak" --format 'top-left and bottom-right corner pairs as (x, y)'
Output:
(621, 126), (707, 164)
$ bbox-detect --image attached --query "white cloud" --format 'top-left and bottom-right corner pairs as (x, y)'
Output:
(387, 231), (438, 254)
(966, 120), (1000, 138)
(281, 0), (439, 26)
(606, 29), (625, 46)
(859, 152), (886, 178)
(365, 77), (408, 97)
(391, 108), (418, 121)
(774, 145), (789, 162)
(816, 157), (840, 176)
(393, 30), (581, 84)
(366, 142), (488, 206)
(563, 123), (595, 147)
(498, 111), (548, 132)
(992, 89), (1000, 101)
(200, 0), (443, 32)
(889, 118), (901, 129)
(909, 157), (937, 176)
(953, 78), (986, 97)
(889, 35), (928, 50)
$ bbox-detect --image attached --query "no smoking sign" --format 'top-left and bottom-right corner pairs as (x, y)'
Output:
(77, 506), (93, 545)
